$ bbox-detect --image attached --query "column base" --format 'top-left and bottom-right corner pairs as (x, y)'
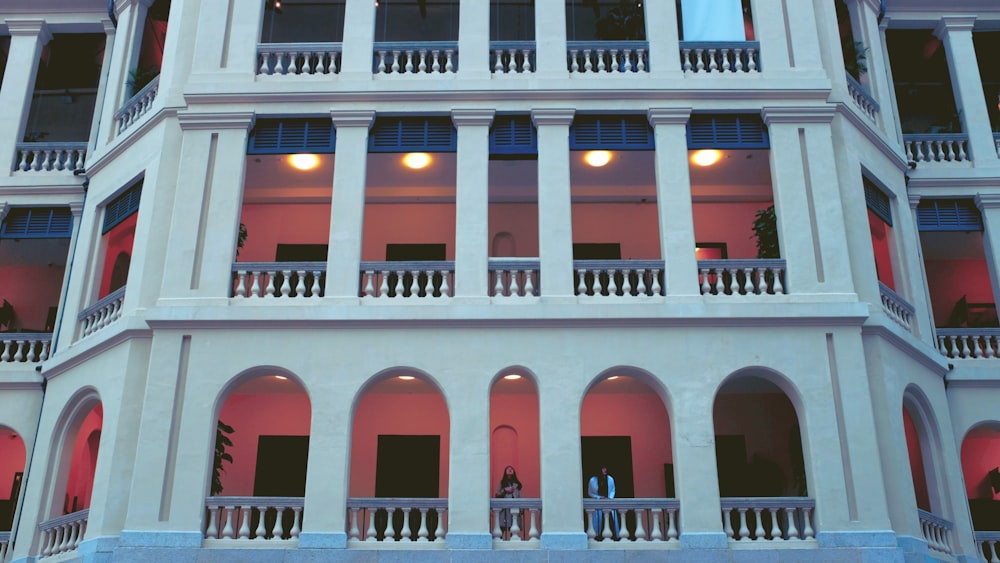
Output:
(539, 532), (588, 550)
(678, 531), (728, 549)
(298, 531), (347, 548)
(118, 530), (202, 547)
(77, 535), (119, 562)
(816, 530), (898, 548)
(445, 532), (492, 549)
(895, 534), (929, 561)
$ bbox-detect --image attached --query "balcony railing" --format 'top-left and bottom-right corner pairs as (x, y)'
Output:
(490, 498), (540, 542)
(0, 333), (51, 363)
(680, 41), (760, 74)
(698, 259), (787, 296)
(567, 41), (649, 74)
(346, 498), (447, 542)
(490, 41), (535, 74)
(257, 43), (343, 76)
(994, 132), (1000, 158)
(359, 261), (454, 299)
(845, 73), (880, 122)
(975, 531), (1000, 562)
(574, 260), (664, 297)
(937, 328), (1000, 359)
(490, 258), (539, 298)
(904, 134), (970, 165)
(78, 286), (126, 339)
(204, 496), (304, 541)
(878, 282), (915, 333)
(38, 509), (88, 558)
(721, 498), (814, 542)
(918, 509), (953, 555)
(232, 263), (326, 299)
(0, 531), (10, 562)
(373, 42), (458, 75)
(14, 143), (87, 173)
(583, 498), (679, 542)
(114, 75), (159, 136)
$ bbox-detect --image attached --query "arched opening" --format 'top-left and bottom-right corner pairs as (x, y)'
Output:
(348, 370), (449, 542)
(489, 369), (540, 541)
(903, 405), (932, 512)
(0, 426), (26, 533)
(902, 388), (955, 553)
(580, 369), (675, 542)
(960, 423), (1000, 534)
(62, 404), (102, 515)
(205, 372), (311, 540)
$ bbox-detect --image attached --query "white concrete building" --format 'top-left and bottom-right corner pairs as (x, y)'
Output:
(1, 0), (1000, 561)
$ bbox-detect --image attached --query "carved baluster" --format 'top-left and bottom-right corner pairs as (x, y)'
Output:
(649, 508), (663, 540)
(584, 50), (593, 72)
(636, 269), (648, 296)
(365, 507), (378, 541)
(633, 508), (647, 540)
(15, 340), (26, 362)
(222, 506), (236, 538)
(414, 507), (428, 541)
(492, 507), (502, 538)
(508, 270), (520, 296)
(601, 509), (613, 540)
(728, 268), (741, 294)
(290, 507), (302, 538)
(585, 508), (596, 539)
(785, 507), (799, 539)
(363, 271), (376, 297)
(438, 508), (447, 539)
(596, 49), (606, 72)
(523, 48), (532, 72)
(570, 50), (580, 72)
(714, 269), (725, 295)
(752, 507), (765, 539)
(682, 49), (693, 72)
(734, 48), (744, 72)
(389, 270), (401, 297)
(428, 50), (439, 72)
(524, 270), (536, 296)
(400, 507), (412, 540)
(41, 339), (51, 361)
(254, 506), (267, 539)
(801, 507), (814, 538)
(509, 508), (522, 541)
(721, 48), (731, 71)
(667, 508), (678, 540)
(957, 141), (968, 161)
(737, 508), (750, 539)
(311, 270), (322, 297)
(392, 50), (402, 73)
(445, 50), (455, 73)
(706, 49), (717, 72)
(272, 506), (285, 539)
(415, 50), (426, 73)
(773, 268), (784, 294)
(376, 51), (387, 73)
(528, 508), (539, 540)
(621, 269), (633, 296)
(238, 505), (252, 539)
(205, 506), (219, 538)
(494, 50), (504, 73)
(743, 267), (755, 294)
(747, 48), (758, 71)
(577, 269), (587, 295)
(440, 271), (451, 296)
(636, 49), (645, 72)
(1, 340), (10, 362)
(608, 49), (618, 71)
(248, 271), (260, 297)
(607, 269), (619, 296)
(279, 270), (291, 297)
(768, 508), (782, 540)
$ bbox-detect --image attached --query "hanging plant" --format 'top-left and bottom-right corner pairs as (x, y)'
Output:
(841, 39), (868, 79)
(751, 205), (780, 259)
(211, 420), (234, 496)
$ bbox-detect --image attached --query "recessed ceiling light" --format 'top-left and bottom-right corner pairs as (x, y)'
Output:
(274, 375), (288, 380)
(691, 149), (722, 167)
(585, 150), (612, 167)
(403, 152), (431, 169)
(607, 375), (620, 380)
(503, 374), (522, 380)
(398, 375), (415, 380)
(289, 154), (320, 170)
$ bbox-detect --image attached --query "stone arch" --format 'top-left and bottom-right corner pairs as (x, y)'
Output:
(489, 366), (540, 499)
(903, 383), (950, 518)
(0, 424), (27, 532)
(959, 420), (1000, 531)
(43, 388), (102, 521)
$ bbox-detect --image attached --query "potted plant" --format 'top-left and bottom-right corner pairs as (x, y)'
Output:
(751, 205), (780, 259)
(842, 39), (868, 80)
(211, 420), (234, 495)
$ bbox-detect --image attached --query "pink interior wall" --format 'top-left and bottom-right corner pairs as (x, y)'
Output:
(692, 202), (772, 259)
(490, 392), (540, 497)
(238, 203), (332, 262)
(0, 264), (65, 331)
(925, 258), (995, 326)
(713, 393), (803, 495)
(64, 404), (102, 514)
(350, 390), (450, 497)
(215, 391), (312, 496)
(581, 392), (673, 497)
(489, 203), (539, 257)
(961, 429), (1000, 500)
(0, 429), (26, 501)
(362, 204), (456, 261)
(571, 203), (661, 259)
(904, 407), (931, 511)
(868, 209), (896, 291)
(99, 213), (137, 298)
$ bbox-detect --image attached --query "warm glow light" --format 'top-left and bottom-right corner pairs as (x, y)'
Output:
(288, 154), (320, 170)
(273, 375), (288, 380)
(503, 374), (522, 380)
(585, 150), (612, 167)
(403, 152), (431, 169)
(691, 149), (722, 167)
(607, 375), (620, 380)
(398, 375), (416, 380)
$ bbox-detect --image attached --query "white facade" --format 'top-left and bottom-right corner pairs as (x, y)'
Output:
(0, 0), (999, 562)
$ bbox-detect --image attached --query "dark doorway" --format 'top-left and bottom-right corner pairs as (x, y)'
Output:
(580, 436), (634, 498)
(385, 243), (447, 262)
(375, 435), (441, 540)
(275, 243), (328, 262)
(254, 435), (309, 496)
(572, 243), (621, 260)
(715, 434), (748, 497)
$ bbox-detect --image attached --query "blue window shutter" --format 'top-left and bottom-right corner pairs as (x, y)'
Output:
(570, 115), (654, 150)
(248, 118), (336, 154)
(687, 114), (769, 149)
(863, 179), (892, 226)
(916, 199), (982, 231)
(369, 117), (457, 152)
(0, 207), (73, 239)
(103, 182), (143, 234)
(490, 115), (537, 155)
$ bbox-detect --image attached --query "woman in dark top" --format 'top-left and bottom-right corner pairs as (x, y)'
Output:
(495, 465), (523, 539)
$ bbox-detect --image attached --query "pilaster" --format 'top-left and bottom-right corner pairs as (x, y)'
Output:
(783, 0), (822, 69)
(444, 372), (492, 548)
(673, 392), (726, 548)
(192, 0), (264, 78)
(645, 0), (680, 74)
(532, 109), (575, 301)
(0, 20), (51, 175)
(340, 0), (377, 78)
(878, 16), (905, 148)
(537, 370), (586, 549)
(458, 0), (490, 80)
(95, 2), (140, 146)
(750, 0), (791, 71)
(852, 1), (899, 141)
(534, 0), (568, 79)
(452, 110), (494, 302)
(975, 194), (1000, 316)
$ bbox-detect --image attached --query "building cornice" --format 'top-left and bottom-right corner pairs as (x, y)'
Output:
(762, 106), (837, 125)
(6, 20), (51, 43)
(531, 109), (575, 127)
(834, 103), (909, 172)
(908, 194), (921, 210)
(861, 323), (950, 375)
(329, 110), (374, 128)
(647, 108), (692, 126)
(176, 111), (255, 131)
(934, 16), (977, 39)
(85, 107), (174, 176)
(451, 109), (495, 128)
(975, 193), (1000, 211)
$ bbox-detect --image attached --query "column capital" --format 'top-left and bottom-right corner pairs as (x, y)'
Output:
(762, 106), (836, 126)
(6, 20), (51, 43)
(0, 202), (9, 223)
(975, 193), (1000, 211)
(115, 0), (153, 15)
(857, 0), (882, 14)
(531, 109), (575, 127)
(451, 109), (495, 128)
(68, 201), (85, 217)
(330, 110), (374, 129)
(908, 194), (921, 210)
(102, 18), (117, 36)
(934, 16), (977, 39)
(177, 111), (255, 131)
(878, 15), (891, 32)
(647, 108), (692, 127)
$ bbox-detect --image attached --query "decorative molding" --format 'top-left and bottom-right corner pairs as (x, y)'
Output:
(908, 194), (921, 210)
(934, 16), (976, 40)
(329, 110), (374, 129)
(762, 106), (837, 125)
(531, 108), (575, 127)
(102, 19), (116, 36)
(0, 202), (9, 222)
(177, 111), (255, 131)
(86, 107), (175, 176)
(6, 20), (51, 44)
(975, 193), (1000, 211)
(647, 107), (692, 126)
(834, 103), (909, 172)
(68, 201), (85, 216)
(861, 323), (950, 375)
(451, 109), (495, 128)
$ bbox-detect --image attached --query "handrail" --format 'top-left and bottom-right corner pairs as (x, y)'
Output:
(903, 133), (968, 142)
(845, 73), (880, 111)
(878, 281), (916, 315)
(38, 509), (89, 531)
(77, 286), (126, 321)
(698, 258), (786, 269)
(490, 498), (542, 510)
(360, 260), (455, 271)
(0, 332), (53, 341)
(373, 41), (458, 51)
(489, 40), (535, 51)
(205, 496), (304, 507)
(14, 142), (88, 152)
(566, 40), (650, 50)
(975, 531), (1000, 542)
(489, 257), (540, 270)
(679, 40), (760, 50)
(114, 75), (159, 121)
(583, 498), (679, 510)
(232, 261), (326, 272)
(346, 497), (448, 509)
(720, 497), (814, 509)
(936, 328), (1000, 337)
(257, 42), (343, 53)
(573, 259), (664, 270)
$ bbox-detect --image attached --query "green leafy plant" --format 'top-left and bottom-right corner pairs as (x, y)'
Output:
(237, 223), (248, 256)
(211, 420), (234, 496)
(751, 205), (780, 259)
(127, 66), (161, 97)
(595, 0), (646, 41)
(841, 39), (868, 79)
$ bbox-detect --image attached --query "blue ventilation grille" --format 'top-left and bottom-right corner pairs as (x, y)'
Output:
(0, 207), (73, 239)
(864, 179), (892, 226)
(102, 182), (143, 234)
(917, 199), (982, 232)
(490, 115), (537, 155)
(570, 115), (654, 150)
(369, 117), (457, 152)
(687, 114), (769, 149)
(248, 119), (336, 154)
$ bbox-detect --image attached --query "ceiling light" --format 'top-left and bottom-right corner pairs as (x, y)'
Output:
(607, 376), (620, 380)
(585, 150), (612, 167)
(273, 375), (288, 380)
(503, 374), (522, 380)
(289, 154), (320, 170)
(403, 153), (431, 169)
(691, 149), (722, 167)
(398, 375), (415, 381)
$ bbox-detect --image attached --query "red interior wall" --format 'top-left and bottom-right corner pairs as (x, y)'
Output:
(489, 203), (539, 258)
(238, 203), (332, 262)
(925, 258), (995, 325)
(0, 264), (66, 331)
(490, 391), (540, 498)
(713, 393), (803, 495)
(571, 203), (661, 259)
(961, 429), (1000, 500)
(64, 404), (102, 513)
(868, 209), (896, 290)
(362, 204), (457, 261)
(0, 430), (26, 502)
(904, 407), (931, 511)
(99, 213), (137, 298)
(693, 202), (772, 259)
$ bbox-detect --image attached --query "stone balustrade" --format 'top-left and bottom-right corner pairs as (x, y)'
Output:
(489, 259), (540, 298)
(845, 73), (880, 122)
(78, 286), (126, 339)
(937, 328), (1000, 359)
(567, 41), (649, 74)
(904, 134), (970, 165)
(490, 41), (535, 74)
(680, 41), (760, 74)
(574, 260), (664, 297)
(114, 75), (159, 136)
(231, 263), (326, 299)
(976, 531), (1000, 562)
(583, 498), (679, 542)
(698, 259), (787, 296)
(204, 497), (303, 541)
(360, 261), (454, 299)
(0, 333), (51, 364)
(14, 143), (87, 173)
(994, 133), (1000, 158)
(346, 498), (447, 542)
(257, 43), (342, 76)
(38, 509), (88, 558)
(918, 509), (953, 555)
(0, 532), (10, 563)
(490, 498), (540, 542)
(721, 498), (815, 542)
(878, 282), (915, 333)
(374, 42), (458, 75)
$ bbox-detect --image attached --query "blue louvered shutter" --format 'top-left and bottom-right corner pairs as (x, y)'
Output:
(687, 114), (769, 149)
(490, 115), (537, 155)
(369, 117), (457, 152)
(248, 118), (336, 154)
(0, 207), (73, 238)
(103, 182), (143, 234)
(916, 199), (982, 231)
(863, 179), (892, 226)
(570, 115), (654, 150)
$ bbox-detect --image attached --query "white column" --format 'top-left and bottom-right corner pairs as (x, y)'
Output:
(892, 191), (935, 342)
(673, 393), (727, 548)
(87, 20), (117, 154)
(120, 0), (154, 102)
(452, 110), (493, 302)
(749, 0), (790, 71)
(782, 0), (822, 69)
(532, 109), (575, 301)
(534, 0), (568, 78)
(190, 0), (263, 78)
(49, 202), (85, 355)
(339, 0), (377, 78)
(0, 20), (50, 173)
(458, 0), (489, 79)
(934, 16), (1000, 167)
(325, 111), (374, 300)
(644, 0), (680, 74)
(852, 0), (900, 140)
(648, 108), (699, 297)
(226, 0), (265, 75)
(975, 194), (1000, 314)
(445, 376), (492, 549)
(878, 16), (905, 148)
(537, 373), (586, 549)
(95, 1), (141, 146)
